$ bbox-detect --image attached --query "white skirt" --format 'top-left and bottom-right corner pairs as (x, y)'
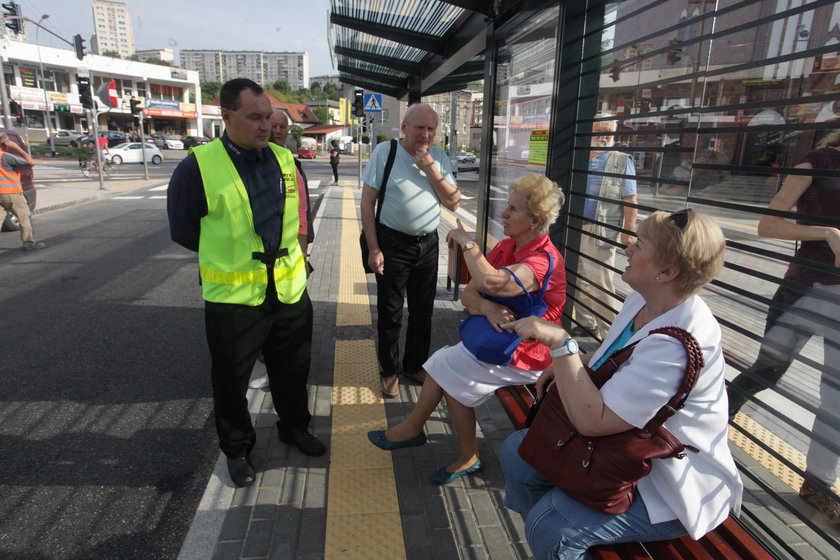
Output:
(423, 342), (542, 407)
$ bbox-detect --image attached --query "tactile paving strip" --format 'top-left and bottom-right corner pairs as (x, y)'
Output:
(323, 188), (405, 560)
(730, 412), (840, 494)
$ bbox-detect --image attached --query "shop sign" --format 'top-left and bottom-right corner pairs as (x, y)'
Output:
(144, 107), (197, 118)
(146, 98), (180, 110)
(528, 129), (549, 167)
(49, 92), (69, 104)
(10, 85), (46, 102)
(180, 102), (196, 112)
(19, 66), (38, 88)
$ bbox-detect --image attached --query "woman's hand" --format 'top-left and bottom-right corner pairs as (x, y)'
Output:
(446, 218), (473, 251)
(484, 303), (516, 333)
(502, 316), (567, 348)
(534, 367), (556, 400)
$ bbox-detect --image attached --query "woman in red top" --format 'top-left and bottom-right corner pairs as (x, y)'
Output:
(367, 173), (567, 483)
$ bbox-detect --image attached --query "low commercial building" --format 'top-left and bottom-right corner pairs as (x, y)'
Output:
(2, 39), (201, 140)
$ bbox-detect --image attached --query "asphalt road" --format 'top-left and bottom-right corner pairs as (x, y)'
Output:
(0, 155), (348, 560)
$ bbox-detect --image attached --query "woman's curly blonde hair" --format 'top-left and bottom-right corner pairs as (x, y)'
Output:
(508, 174), (564, 234)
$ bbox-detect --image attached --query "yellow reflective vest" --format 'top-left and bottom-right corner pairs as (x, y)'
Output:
(192, 139), (305, 306)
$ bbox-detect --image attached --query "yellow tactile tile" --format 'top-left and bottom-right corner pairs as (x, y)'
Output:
(730, 412), (840, 494)
(331, 404), (388, 436)
(325, 187), (405, 560)
(325, 513), (405, 560)
(330, 434), (393, 471)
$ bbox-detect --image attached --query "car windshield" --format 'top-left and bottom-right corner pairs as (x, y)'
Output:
(112, 143), (131, 150)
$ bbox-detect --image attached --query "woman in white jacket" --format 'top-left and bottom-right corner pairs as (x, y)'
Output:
(501, 209), (742, 560)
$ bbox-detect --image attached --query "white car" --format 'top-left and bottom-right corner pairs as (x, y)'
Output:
(455, 151), (477, 163)
(107, 142), (164, 165)
(160, 134), (184, 150)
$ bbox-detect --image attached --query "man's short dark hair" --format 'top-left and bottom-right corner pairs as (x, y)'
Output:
(220, 79), (264, 111)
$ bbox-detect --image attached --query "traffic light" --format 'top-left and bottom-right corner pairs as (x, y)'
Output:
(610, 65), (621, 82)
(55, 104), (71, 112)
(2, 2), (21, 34)
(73, 34), (86, 60)
(666, 40), (683, 65)
(9, 100), (22, 125)
(353, 89), (364, 117)
(77, 76), (93, 109)
(129, 98), (141, 115)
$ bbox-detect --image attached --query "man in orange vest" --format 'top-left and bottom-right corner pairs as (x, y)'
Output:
(0, 132), (44, 251)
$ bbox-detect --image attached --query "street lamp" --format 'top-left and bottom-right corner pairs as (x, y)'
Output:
(35, 14), (57, 156)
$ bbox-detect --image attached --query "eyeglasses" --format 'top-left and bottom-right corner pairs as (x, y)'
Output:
(668, 208), (692, 230)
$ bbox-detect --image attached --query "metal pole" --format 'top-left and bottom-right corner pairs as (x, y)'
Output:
(449, 91), (457, 156)
(89, 109), (105, 190)
(0, 49), (11, 128)
(357, 120), (361, 189)
(35, 16), (57, 156)
(138, 110), (148, 180)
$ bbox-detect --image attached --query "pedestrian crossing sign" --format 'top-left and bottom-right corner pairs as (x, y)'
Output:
(363, 93), (383, 113)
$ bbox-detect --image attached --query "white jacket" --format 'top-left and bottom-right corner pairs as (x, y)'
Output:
(595, 291), (743, 539)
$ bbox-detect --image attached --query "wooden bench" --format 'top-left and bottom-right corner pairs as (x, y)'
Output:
(495, 384), (775, 560)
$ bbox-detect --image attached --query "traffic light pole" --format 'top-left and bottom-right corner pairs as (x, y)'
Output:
(137, 111), (149, 180)
(89, 109), (105, 190)
(0, 51), (12, 128)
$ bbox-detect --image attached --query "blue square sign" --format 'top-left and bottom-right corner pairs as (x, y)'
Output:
(363, 93), (383, 113)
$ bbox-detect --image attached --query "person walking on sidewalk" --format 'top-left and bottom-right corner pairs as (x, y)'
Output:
(571, 116), (637, 340)
(167, 78), (323, 489)
(0, 132), (45, 251)
(329, 139), (340, 185)
(360, 103), (461, 398)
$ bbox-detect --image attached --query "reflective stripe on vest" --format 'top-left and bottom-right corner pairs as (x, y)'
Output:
(192, 139), (305, 306)
(0, 163), (23, 194)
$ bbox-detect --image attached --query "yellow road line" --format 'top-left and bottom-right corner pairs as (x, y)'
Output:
(324, 188), (406, 560)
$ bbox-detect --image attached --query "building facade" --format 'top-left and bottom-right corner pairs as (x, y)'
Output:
(180, 49), (309, 90)
(2, 39), (201, 139)
(135, 49), (175, 64)
(91, 0), (134, 58)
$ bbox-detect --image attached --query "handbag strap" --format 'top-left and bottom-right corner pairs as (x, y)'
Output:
(498, 250), (555, 302)
(374, 139), (399, 225)
(588, 326), (704, 432)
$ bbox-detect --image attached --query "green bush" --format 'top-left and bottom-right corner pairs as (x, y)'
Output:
(31, 144), (90, 159)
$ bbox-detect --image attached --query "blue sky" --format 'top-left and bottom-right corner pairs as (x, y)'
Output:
(20, 0), (336, 77)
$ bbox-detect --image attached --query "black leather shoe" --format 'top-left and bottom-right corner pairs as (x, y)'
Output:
(226, 456), (256, 487)
(277, 426), (326, 457)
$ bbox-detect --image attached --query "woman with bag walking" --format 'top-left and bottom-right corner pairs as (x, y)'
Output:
(367, 173), (567, 484)
(501, 209), (742, 560)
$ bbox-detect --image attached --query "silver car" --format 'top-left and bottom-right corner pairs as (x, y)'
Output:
(48, 130), (84, 147)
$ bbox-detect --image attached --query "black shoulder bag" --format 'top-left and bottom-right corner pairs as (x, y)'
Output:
(360, 139), (398, 274)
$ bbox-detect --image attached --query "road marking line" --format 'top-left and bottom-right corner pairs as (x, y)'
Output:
(148, 184), (168, 191)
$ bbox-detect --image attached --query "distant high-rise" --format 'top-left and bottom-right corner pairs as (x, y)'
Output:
(180, 50), (309, 90)
(92, 0), (134, 58)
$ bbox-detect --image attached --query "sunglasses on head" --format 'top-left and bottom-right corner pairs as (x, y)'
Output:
(668, 208), (692, 230)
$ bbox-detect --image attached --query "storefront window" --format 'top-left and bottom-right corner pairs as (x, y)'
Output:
(488, 6), (559, 246)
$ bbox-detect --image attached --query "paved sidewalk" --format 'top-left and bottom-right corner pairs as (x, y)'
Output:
(178, 184), (529, 560)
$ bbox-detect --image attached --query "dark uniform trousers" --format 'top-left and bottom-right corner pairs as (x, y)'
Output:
(205, 282), (313, 459)
(375, 224), (439, 378)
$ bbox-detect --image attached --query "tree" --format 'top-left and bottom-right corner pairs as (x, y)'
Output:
(289, 124), (303, 149)
(323, 83), (341, 100)
(102, 50), (121, 58)
(271, 79), (291, 94)
(313, 106), (331, 125)
(201, 81), (222, 105)
(376, 133), (387, 144)
(143, 57), (173, 67)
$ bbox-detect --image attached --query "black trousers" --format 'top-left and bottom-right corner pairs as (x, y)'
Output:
(205, 288), (313, 458)
(330, 161), (339, 182)
(375, 224), (438, 377)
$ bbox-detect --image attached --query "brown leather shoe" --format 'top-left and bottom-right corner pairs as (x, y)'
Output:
(381, 376), (399, 398)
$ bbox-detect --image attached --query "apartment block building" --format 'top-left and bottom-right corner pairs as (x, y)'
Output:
(91, 0), (134, 58)
(180, 49), (309, 90)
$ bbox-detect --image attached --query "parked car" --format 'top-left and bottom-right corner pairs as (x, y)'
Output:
(78, 130), (127, 148)
(455, 151), (477, 163)
(0, 128), (35, 232)
(298, 146), (316, 159)
(48, 130), (85, 147)
(181, 135), (210, 149)
(106, 142), (163, 165)
(161, 135), (184, 150)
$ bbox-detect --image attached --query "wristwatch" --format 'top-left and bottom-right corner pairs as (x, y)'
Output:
(550, 338), (579, 358)
(462, 242), (477, 251)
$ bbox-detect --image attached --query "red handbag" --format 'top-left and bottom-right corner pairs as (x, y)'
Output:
(518, 326), (704, 515)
